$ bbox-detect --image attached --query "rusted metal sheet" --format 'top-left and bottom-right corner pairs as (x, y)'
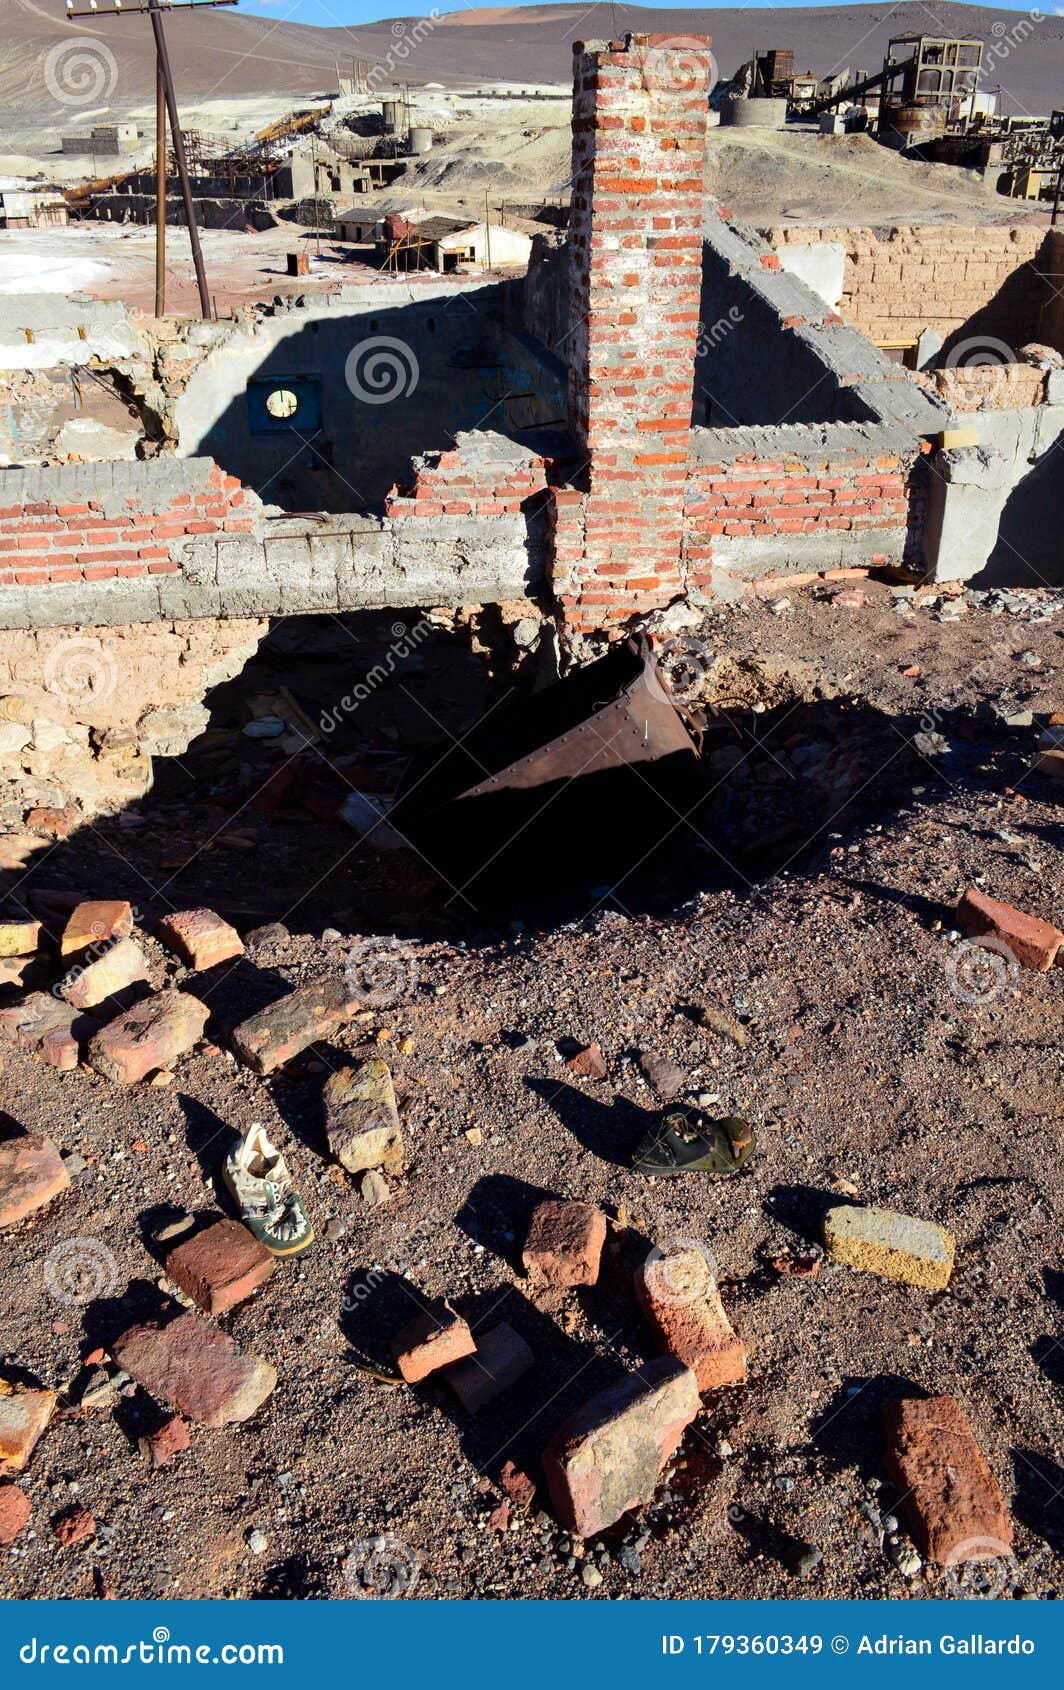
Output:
(392, 635), (705, 903)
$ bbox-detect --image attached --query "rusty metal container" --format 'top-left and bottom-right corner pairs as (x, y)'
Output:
(391, 635), (705, 904)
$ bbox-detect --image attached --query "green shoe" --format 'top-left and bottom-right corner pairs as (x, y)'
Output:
(631, 1107), (756, 1176)
(223, 1124), (314, 1258)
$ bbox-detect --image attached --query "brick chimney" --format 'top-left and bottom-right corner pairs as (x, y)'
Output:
(561, 32), (712, 623)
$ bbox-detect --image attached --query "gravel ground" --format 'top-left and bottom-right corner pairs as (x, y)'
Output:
(1, 582), (1062, 1603)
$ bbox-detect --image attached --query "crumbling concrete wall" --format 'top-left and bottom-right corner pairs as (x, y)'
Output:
(0, 295), (145, 373)
(764, 225), (1050, 351)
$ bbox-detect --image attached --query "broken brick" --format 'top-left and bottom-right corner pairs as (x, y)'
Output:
(883, 1394), (1012, 1565)
(53, 1505), (95, 1546)
(0, 920), (41, 958)
(0, 992), (87, 1070)
(0, 1135), (70, 1229)
(392, 1302), (476, 1383)
(823, 1203), (955, 1290)
(635, 1245), (747, 1392)
(139, 1415), (191, 1470)
(498, 1460), (536, 1510)
(60, 936), (150, 1010)
(0, 1483), (31, 1545)
(157, 909), (244, 971)
(230, 976), (359, 1074)
(543, 1358), (699, 1537)
(24, 806), (79, 840)
(565, 1041), (608, 1080)
(324, 1059), (403, 1175)
(0, 1382), (57, 1472)
(165, 1218), (275, 1315)
(113, 1313), (276, 1427)
(88, 989), (209, 1085)
(444, 1322), (534, 1413)
(522, 1198), (607, 1288)
(60, 900), (133, 959)
(956, 886), (1063, 973)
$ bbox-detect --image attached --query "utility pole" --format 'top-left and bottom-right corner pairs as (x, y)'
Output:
(155, 55), (166, 316)
(65, 0), (238, 320)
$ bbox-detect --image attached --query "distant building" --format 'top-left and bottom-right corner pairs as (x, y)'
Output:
(61, 123), (139, 158)
(0, 190), (69, 229)
(337, 211), (532, 272)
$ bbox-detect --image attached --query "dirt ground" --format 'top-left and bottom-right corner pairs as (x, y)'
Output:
(1, 582), (1062, 1602)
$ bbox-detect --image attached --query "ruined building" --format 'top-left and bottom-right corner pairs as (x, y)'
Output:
(1, 35), (1061, 820)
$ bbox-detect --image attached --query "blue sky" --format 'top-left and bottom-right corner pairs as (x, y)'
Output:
(237, 1), (1046, 23)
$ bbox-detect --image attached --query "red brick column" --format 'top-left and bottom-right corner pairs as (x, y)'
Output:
(560, 32), (712, 630)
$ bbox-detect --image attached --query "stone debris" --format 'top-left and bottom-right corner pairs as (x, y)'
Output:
(444, 1322), (534, 1413)
(139, 1415), (191, 1470)
(230, 975), (360, 1074)
(359, 1170), (391, 1208)
(0, 920), (40, 958)
(113, 1313), (277, 1427)
(60, 900), (133, 959)
(164, 1218), (275, 1315)
(0, 993), (86, 1071)
(0, 1483), (31, 1545)
(498, 1461), (536, 1510)
(637, 1049), (687, 1100)
(1033, 748), (1064, 786)
(956, 885), (1063, 972)
(543, 1358), (700, 1537)
(0, 1381), (57, 1472)
(60, 936), (150, 1010)
(0, 1134), (70, 1229)
(635, 1245), (747, 1392)
(822, 1203), (955, 1290)
(157, 909), (245, 971)
(53, 1505), (96, 1546)
(392, 1302), (476, 1384)
(324, 1059), (403, 1175)
(0, 955), (45, 993)
(883, 1394), (1012, 1564)
(88, 989), (209, 1085)
(564, 1041), (608, 1080)
(695, 1002), (750, 1047)
(522, 1198), (607, 1288)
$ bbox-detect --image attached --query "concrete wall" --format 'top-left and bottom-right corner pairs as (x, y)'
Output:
(923, 404), (1064, 586)
(0, 295), (144, 373)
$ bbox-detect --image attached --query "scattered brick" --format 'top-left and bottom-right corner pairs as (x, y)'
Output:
(23, 806), (79, 839)
(88, 989), (209, 1085)
(53, 1505), (95, 1546)
(956, 886), (1063, 972)
(60, 937), (150, 1010)
(0, 1483), (31, 1544)
(139, 1415), (191, 1470)
(444, 1322), (534, 1413)
(230, 976), (359, 1074)
(498, 1460), (536, 1510)
(0, 920), (41, 958)
(638, 1049), (686, 1100)
(822, 1204), (955, 1290)
(392, 1302), (476, 1383)
(165, 1218), (275, 1315)
(883, 1395), (1012, 1565)
(0, 1381), (57, 1472)
(522, 1198), (607, 1288)
(0, 1135), (70, 1229)
(565, 1041), (608, 1079)
(635, 1246), (747, 1391)
(324, 1059), (403, 1175)
(112, 1313), (277, 1427)
(157, 909), (244, 971)
(0, 993), (87, 1070)
(60, 900), (133, 958)
(543, 1358), (699, 1537)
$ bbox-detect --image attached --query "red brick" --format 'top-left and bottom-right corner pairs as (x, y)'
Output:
(883, 1395), (1012, 1565)
(0, 1484), (31, 1544)
(61, 899), (133, 958)
(88, 989), (209, 1085)
(522, 1198), (607, 1288)
(139, 1414), (191, 1470)
(113, 1313), (276, 1427)
(231, 975), (359, 1074)
(0, 1136), (70, 1230)
(392, 1302), (476, 1383)
(157, 908), (243, 971)
(635, 1246), (746, 1391)
(956, 887), (1062, 972)
(165, 1218), (275, 1315)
